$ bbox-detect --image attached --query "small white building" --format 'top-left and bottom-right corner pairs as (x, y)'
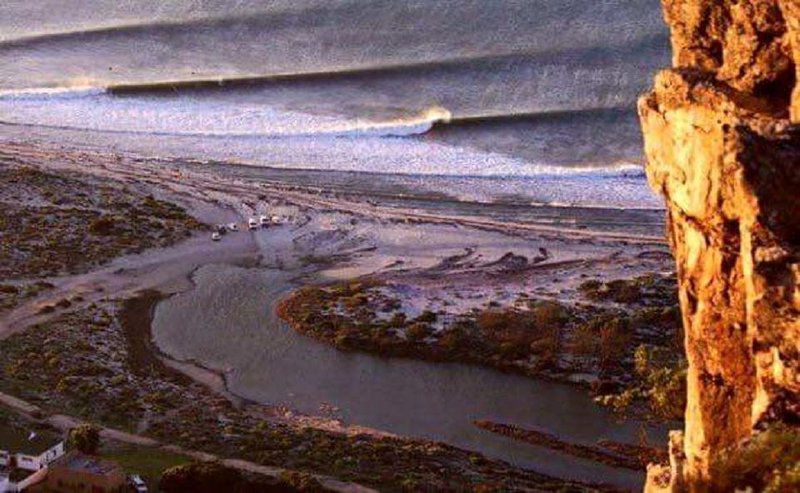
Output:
(0, 428), (64, 492)
(0, 467), (48, 492)
(0, 429), (65, 471)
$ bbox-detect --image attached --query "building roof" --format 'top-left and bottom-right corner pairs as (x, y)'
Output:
(0, 424), (62, 456)
(51, 451), (122, 476)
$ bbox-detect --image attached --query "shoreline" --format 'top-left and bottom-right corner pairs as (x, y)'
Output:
(274, 254), (682, 401)
(119, 288), (249, 408)
(0, 139), (666, 245)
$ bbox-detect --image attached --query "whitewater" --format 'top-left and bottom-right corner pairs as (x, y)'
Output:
(0, 0), (670, 209)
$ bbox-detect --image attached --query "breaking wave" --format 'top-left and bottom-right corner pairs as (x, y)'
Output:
(0, 86), (452, 138)
(0, 85), (106, 100)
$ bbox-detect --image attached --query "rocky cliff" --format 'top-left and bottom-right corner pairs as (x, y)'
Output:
(639, 1), (799, 491)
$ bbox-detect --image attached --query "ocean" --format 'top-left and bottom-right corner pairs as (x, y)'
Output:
(0, 0), (669, 209)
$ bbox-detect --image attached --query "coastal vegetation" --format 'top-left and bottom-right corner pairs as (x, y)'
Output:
(708, 424), (800, 492)
(277, 280), (567, 376)
(577, 275), (676, 304)
(277, 272), (684, 419)
(159, 461), (331, 493)
(0, 303), (187, 431)
(594, 345), (686, 421)
(0, 165), (202, 280)
(67, 423), (101, 454)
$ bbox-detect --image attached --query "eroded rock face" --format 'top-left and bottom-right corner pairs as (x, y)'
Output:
(663, 0), (794, 106)
(782, 0), (800, 120)
(640, 1), (800, 491)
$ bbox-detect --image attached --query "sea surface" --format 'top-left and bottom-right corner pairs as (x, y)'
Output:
(0, 0), (669, 209)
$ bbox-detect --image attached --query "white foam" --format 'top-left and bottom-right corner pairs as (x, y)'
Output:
(0, 91), (452, 138)
(0, 91), (660, 209)
(0, 85), (106, 100)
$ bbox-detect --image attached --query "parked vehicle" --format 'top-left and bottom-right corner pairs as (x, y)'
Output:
(129, 474), (148, 493)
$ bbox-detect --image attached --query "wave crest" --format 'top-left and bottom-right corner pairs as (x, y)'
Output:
(0, 84), (106, 100)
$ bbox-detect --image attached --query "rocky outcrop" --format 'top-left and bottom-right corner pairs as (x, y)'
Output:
(639, 1), (799, 491)
(662, 0), (794, 105)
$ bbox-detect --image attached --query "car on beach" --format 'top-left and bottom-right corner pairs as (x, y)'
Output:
(248, 218), (259, 230)
(211, 232), (221, 241)
(227, 222), (238, 231)
(259, 215), (270, 227)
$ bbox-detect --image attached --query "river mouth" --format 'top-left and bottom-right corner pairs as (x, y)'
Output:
(152, 263), (668, 490)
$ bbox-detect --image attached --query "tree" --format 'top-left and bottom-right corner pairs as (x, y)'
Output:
(67, 424), (101, 454)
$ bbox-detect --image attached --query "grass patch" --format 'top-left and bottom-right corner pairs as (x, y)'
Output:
(101, 445), (192, 480)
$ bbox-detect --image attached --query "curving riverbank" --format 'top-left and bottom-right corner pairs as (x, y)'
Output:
(276, 269), (682, 393)
(153, 262), (670, 489)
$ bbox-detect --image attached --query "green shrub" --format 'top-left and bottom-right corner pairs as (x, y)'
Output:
(598, 322), (631, 367)
(387, 312), (407, 328)
(438, 326), (470, 353)
(415, 310), (437, 323)
(342, 294), (368, 310)
(498, 341), (529, 359)
(406, 322), (432, 342)
(88, 216), (116, 235)
(572, 312), (631, 364)
(530, 300), (568, 329)
(597, 345), (686, 420)
(578, 280), (602, 292)
(709, 424), (800, 492)
(476, 308), (560, 363)
(0, 284), (19, 294)
(279, 470), (326, 492)
(579, 278), (643, 304)
(604, 280), (641, 303)
(68, 423), (101, 454)
(160, 462), (241, 493)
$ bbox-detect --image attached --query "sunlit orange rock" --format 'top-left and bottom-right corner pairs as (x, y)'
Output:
(640, 1), (799, 490)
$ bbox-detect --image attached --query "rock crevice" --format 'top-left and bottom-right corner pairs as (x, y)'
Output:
(640, 1), (799, 490)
